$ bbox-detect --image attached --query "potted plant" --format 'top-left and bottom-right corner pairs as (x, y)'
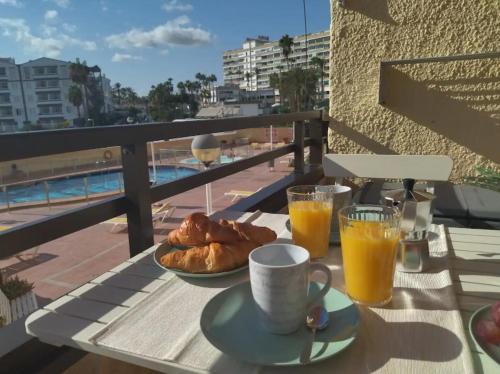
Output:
(0, 275), (38, 326)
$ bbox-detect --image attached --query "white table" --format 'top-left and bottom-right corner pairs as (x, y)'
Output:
(446, 227), (500, 373)
(25, 216), (499, 373)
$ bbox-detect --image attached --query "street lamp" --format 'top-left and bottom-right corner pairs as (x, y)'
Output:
(191, 134), (221, 215)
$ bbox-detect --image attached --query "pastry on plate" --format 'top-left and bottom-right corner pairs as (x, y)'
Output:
(167, 213), (277, 247)
(160, 240), (259, 273)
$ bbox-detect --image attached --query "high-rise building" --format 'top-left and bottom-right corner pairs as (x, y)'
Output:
(223, 31), (330, 98)
(0, 57), (113, 133)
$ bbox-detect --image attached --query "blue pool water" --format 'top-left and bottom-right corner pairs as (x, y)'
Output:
(1, 166), (198, 205)
(180, 155), (242, 165)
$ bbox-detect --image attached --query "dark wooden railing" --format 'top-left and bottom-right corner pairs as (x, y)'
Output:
(0, 111), (329, 258)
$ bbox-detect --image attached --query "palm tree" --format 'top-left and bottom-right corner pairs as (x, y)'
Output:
(245, 72), (252, 89)
(113, 82), (122, 105)
(208, 74), (217, 102)
(177, 81), (186, 94)
(254, 67), (260, 90)
(310, 56), (325, 102)
(279, 34), (294, 70)
(195, 73), (210, 105)
(68, 85), (83, 118)
(69, 59), (89, 116)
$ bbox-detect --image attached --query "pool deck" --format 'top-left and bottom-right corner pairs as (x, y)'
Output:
(0, 154), (294, 306)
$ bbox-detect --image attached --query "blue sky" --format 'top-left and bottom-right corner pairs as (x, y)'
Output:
(0, 0), (330, 95)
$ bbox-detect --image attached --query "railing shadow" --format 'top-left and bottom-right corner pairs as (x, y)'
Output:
(1, 253), (57, 278)
(329, 118), (399, 155)
(383, 67), (500, 163)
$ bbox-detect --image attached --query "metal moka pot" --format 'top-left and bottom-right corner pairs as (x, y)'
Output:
(383, 179), (436, 272)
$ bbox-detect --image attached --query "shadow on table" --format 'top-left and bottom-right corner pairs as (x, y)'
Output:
(180, 271), (249, 289)
(209, 307), (464, 373)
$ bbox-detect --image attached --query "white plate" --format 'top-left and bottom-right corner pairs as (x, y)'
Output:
(154, 242), (249, 278)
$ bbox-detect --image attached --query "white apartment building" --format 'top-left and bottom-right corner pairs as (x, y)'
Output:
(223, 31), (330, 98)
(0, 57), (113, 133)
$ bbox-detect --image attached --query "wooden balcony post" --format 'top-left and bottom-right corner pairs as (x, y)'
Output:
(121, 143), (154, 257)
(293, 121), (305, 173)
(309, 120), (324, 165)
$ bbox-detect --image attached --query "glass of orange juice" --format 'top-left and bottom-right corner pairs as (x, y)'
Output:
(287, 186), (333, 258)
(339, 205), (401, 306)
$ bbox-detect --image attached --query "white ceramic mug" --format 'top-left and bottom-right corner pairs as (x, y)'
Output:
(249, 244), (332, 334)
(316, 185), (352, 240)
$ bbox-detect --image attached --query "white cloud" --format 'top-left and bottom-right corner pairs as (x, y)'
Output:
(111, 53), (143, 62)
(41, 24), (57, 36)
(62, 23), (76, 32)
(0, 17), (97, 58)
(162, 0), (192, 12)
(50, 0), (70, 8)
(159, 49), (169, 55)
(0, 0), (22, 7)
(105, 16), (211, 49)
(44, 10), (58, 22)
(100, 0), (108, 11)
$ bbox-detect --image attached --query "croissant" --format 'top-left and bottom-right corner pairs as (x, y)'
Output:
(167, 213), (277, 246)
(218, 219), (277, 245)
(160, 241), (259, 273)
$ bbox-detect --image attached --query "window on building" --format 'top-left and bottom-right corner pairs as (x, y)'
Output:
(33, 67), (45, 76)
(16, 108), (22, 116)
(38, 104), (63, 115)
(35, 80), (47, 88)
(0, 80), (8, 90)
(0, 106), (13, 116)
(47, 66), (57, 75)
(0, 93), (10, 104)
(23, 67), (31, 79)
(47, 80), (59, 88)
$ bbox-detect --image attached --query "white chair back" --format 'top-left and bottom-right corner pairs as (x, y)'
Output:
(322, 154), (453, 184)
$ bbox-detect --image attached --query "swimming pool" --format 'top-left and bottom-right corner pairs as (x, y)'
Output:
(180, 155), (242, 165)
(0, 166), (198, 205)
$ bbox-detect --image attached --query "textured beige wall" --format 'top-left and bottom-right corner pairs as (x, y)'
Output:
(328, 0), (500, 180)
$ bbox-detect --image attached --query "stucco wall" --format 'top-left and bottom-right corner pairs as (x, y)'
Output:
(328, 0), (500, 180)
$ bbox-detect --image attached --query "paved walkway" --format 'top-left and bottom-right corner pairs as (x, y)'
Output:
(0, 155), (293, 306)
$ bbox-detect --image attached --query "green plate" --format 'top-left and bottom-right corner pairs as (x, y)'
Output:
(469, 304), (500, 365)
(154, 242), (249, 278)
(200, 281), (360, 366)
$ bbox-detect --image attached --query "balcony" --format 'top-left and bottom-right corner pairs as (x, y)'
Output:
(0, 111), (328, 371)
(0, 110), (13, 118)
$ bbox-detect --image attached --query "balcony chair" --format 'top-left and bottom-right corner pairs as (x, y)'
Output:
(102, 202), (176, 233)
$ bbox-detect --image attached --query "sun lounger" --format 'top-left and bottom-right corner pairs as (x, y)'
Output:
(102, 202), (176, 233)
(224, 189), (261, 202)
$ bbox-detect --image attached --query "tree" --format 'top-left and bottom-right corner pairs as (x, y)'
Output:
(69, 59), (89, 116)
(86, 77), (104, 123)
(208, 74), (217, 102)
(272, 68), (318, 112)
(121, 87), (139, 106)
(279, 34), (294, 70)
(196, 73), (212, 106)
(245, 72), (252, 89)
(310, 56), (325, 103)
(112, 82), (122, 105)
(68, 85), (83, 118)
(177, 81), (186, 94)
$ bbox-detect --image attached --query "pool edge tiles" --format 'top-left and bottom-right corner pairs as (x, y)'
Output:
(0, 166), (198, 205)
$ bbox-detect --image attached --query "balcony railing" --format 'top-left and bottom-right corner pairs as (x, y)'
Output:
(0, 111), (329, 259)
